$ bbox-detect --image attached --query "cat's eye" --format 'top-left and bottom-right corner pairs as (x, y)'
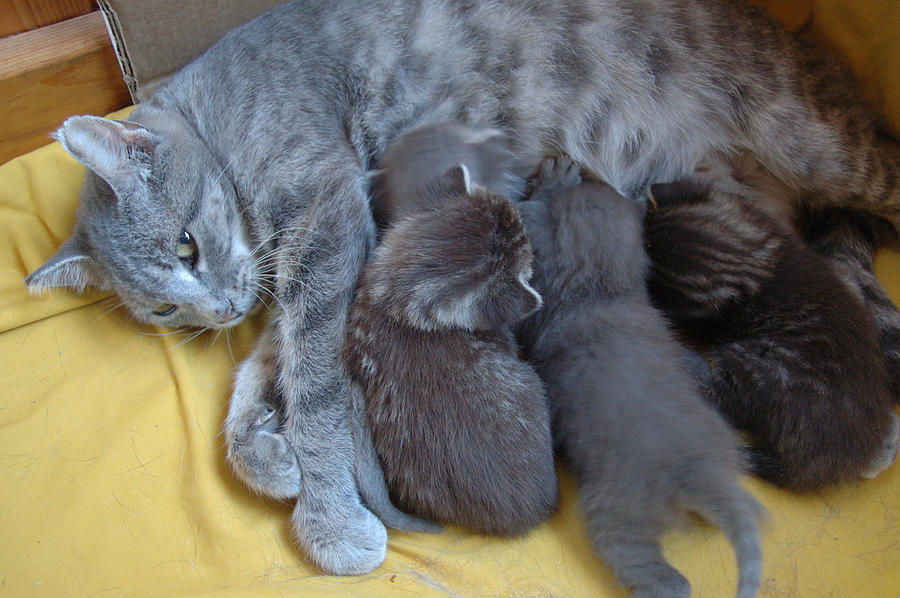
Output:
(176, 230), (198, 266)
(153, 304), (177, 316)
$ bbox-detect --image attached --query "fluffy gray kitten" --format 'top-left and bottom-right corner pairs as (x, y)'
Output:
(517, 157), (764, 598)
(24, 0), (898, 574)
(345, 160), (556, 536)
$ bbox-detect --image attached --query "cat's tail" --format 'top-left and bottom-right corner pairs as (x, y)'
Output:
(693, 480), (765, 598)
(347, 381), (443, 534)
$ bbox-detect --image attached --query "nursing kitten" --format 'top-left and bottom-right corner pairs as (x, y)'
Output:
(25, 0), (900, 574)
(345, 164), (556, 536)
(645, 182), (900, 490)
(799, 206), (900, 404)
(371, 121), (518, 225)
(517, 156), (763, 598)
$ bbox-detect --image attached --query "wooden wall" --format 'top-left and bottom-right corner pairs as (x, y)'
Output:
(0, 1), (130, 164)
(0, 0), (95, 36)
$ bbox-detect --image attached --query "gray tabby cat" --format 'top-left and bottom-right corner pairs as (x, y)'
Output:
(24, 0), (900, 575)
(516, 156), (764, 598)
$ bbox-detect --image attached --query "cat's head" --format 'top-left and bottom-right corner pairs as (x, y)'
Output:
(365, 164), (542, 331)
(25, 110), (260, 329)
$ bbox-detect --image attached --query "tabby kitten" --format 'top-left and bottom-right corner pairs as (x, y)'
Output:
(517, 157), (763, 598)
(645, 181), (899, 490)
(25, 0), (900, 574)
(799, 206), (900, 404)
(345, 164), (557, 536)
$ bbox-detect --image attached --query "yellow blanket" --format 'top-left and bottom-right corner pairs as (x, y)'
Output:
(2, 2), (899, 596)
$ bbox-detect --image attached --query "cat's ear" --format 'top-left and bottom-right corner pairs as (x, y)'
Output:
(420, 163), (473, 203)
(53, 116), (158, 195)
(25, 232), (104, 294)
(471, 276), (543, 330)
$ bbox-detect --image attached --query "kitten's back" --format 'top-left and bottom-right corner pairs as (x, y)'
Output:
(518, 158), (762, 598)
(646, 182), (898, 490)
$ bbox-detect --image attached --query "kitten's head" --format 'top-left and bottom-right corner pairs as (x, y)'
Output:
(25, 110), (259, 329)
(365, 165), (541, 331)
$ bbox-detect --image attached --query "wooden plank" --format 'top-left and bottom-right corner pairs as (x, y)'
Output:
(0, 0), (94, 36)
(0, 11), (131, 164)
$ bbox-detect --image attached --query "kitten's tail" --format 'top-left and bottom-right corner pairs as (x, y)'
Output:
(694, 482), (765, 598)
(347, 381), (444, 534)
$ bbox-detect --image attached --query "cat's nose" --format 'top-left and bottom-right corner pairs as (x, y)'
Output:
(217, 300), (241, 323)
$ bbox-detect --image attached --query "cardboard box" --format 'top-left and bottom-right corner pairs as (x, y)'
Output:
(98, 0), (284, 101)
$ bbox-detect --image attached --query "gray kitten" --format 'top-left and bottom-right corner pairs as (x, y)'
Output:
(25, 0), (898, 574)
(345, 162), (556, 536)
(517, 157), (764, 598)
(371, 121), (518, 225)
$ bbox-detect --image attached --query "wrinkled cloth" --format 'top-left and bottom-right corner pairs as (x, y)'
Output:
(3, 1), (900, 593)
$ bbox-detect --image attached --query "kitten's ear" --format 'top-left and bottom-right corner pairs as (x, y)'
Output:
(25, 232), (103, 294)
(472, 277), (543, 330)
(53, 116), (158, 194)
(420, 163), (473, 203)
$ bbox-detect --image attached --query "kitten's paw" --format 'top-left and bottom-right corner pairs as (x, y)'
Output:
(294, 501), (387, 575)
(226, 404), (303, 499)
(529, 155), (582, 200)
(861, 411), (900, 479)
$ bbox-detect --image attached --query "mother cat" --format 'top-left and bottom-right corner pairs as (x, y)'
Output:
(25, 0), (900, 577)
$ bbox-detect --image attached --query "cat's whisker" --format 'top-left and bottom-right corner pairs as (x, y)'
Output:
(98, 298), (127, 316)
(252, 229), (341, 261)
(210, 328), (223, 350)
(213, 156), (236, 185)
(225, 329), (235, 365)
(249, 287), (276, 312)
(140, 327), (192, 338)
(249, 224), (338, 261)
(164, 327), (209, 352)
(257, 273), (311, 291)
(253, 282), (287, 310)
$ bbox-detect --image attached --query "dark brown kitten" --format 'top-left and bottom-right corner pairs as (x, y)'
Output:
(517, 157), (763, 598)
(345, 165), (557, 536)
(645, 182), (900, 491)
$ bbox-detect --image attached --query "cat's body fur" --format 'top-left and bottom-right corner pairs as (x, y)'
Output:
(25, 0), (900, 574)
(517, 157), (763, 598)
(345, 163), (556, 535)
(645, 183), (900, 490)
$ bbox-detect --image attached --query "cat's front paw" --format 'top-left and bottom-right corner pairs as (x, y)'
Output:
(529, 155), (582, 201)
(293, 499), (387, 575)
(226, 403), (303, 500)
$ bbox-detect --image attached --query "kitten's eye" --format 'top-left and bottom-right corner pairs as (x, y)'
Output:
(153, 304), (177, 316)
(176, 230), (198, 265)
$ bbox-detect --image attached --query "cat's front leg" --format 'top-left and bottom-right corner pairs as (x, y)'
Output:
(225, 327), (303, 500)
(269, 171), (388, 575)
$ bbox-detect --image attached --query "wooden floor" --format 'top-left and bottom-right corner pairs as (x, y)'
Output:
(0, 7), (130, 165)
